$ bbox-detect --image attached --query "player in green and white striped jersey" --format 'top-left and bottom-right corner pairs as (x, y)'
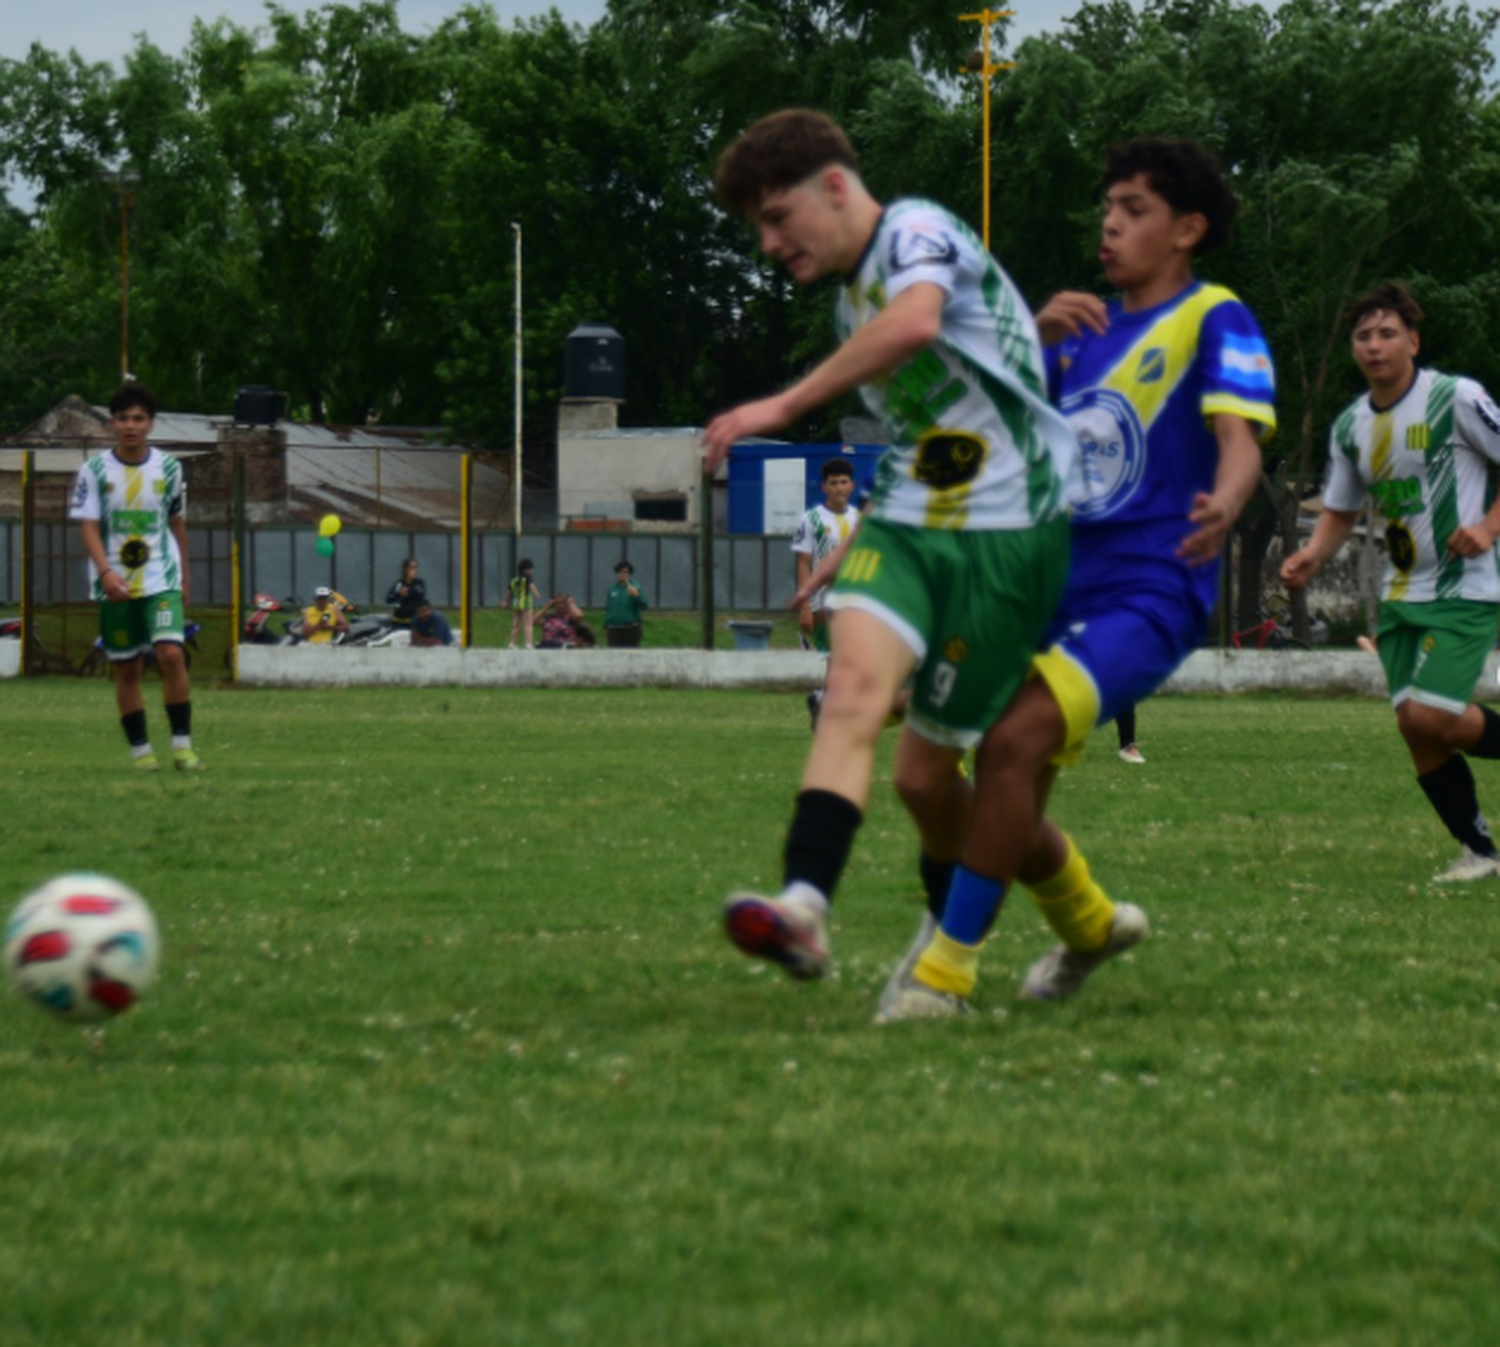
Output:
(71, 383), (202, 773)
(702, 109), (1077, 984)
(1283, 282), (1500, 881)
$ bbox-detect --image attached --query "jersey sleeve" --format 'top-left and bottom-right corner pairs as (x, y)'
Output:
(70, 461), (101, 522)
(164, 455), (185, 517)
(1321, 414), (1367, 512)
(1454, 379), (1500, 466)
(790, 512), (814, 555)
(1198, 301), (1277, 441)
(878, 205), (973, 305)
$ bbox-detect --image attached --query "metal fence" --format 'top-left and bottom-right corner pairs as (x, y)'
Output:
(0, 523), (803, 614)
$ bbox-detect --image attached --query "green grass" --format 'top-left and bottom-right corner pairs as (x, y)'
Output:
(3, 684), (1499, 1345)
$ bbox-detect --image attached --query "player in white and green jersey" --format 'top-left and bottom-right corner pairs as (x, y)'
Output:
(702, 109), (1076, 986)
(791, 455), (856, 656)
(71, 383), (202, 772)
(1284, 282), (1500, 882)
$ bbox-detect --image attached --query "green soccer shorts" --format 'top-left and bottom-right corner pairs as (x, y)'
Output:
(1377, 598), (1500, 714)
(99, 590), (187, 662)
(825, 514), (1070, 747)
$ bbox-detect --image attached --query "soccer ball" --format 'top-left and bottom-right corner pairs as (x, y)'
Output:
(4, 874), (160, 1023)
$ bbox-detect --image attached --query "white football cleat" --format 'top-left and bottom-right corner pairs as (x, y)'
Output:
(1020, 902), (1149, 1002)
(1118, 744), (1146, 765)
(723, 892), (831, 981)
(1431, 846), (1500, 883)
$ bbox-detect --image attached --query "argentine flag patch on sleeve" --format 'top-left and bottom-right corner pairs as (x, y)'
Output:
(1218, 334), (1276, 396)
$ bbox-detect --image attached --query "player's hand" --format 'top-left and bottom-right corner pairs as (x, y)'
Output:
(1176, 491), (1236, 567)
(102, 570), (130, 602)
(1035, 292), (1109, 346)
(702, 393), (794, 475)
(798, 604), (815, 634)
(1280, 548), (1319, 591)
(1447, 523), (1496, 559)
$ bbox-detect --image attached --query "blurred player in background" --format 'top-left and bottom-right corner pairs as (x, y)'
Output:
(880, 138), (1274, 1020)
(702, 108), (1078, 984)
(1283, 281), (1500, 883)
(72, 382), (203, 772)
(793, 454), (857, 730)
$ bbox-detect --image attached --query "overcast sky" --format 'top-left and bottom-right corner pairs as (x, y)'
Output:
(1, 0), (1081, 68)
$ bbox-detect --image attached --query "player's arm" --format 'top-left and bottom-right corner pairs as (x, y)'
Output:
(79, 518), (130, 602)
(1447, 384), (1500, 559)
(794, 552), (815, 631)
(168, 515), (191, 607)
(1177, 413), (1263, 567)
(1034, 291), (1109, 347)
(1282, 509), (1359, 590)
(702, 283), (946, 472)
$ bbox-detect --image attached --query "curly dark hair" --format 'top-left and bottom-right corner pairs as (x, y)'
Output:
(715, 109), (860, 217)
(1101, 139), (1239, 254)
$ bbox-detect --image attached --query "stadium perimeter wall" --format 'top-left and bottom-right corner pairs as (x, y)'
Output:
(226, 647), (1500, 696)
(5, 646), (1496, 695)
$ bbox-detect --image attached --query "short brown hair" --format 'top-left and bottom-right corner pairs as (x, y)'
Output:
(715, 109), (860, 217)
(108, 382), (158, 418)
(1347, 281), (1424, 334)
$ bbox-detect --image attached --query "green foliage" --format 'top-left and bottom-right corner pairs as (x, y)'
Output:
(4, 685), (1500, 1343)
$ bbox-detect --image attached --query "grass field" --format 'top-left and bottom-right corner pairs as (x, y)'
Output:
(4, 681), (1499, 1345)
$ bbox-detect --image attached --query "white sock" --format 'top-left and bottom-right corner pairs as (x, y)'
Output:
(171, 735), (191, 751)
(781, 882), (829, 917)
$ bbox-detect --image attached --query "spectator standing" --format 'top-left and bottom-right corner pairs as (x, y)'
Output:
(604, 562), (649, 647)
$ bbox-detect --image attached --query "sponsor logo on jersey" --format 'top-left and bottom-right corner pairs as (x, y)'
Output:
(888, 226), (958, 273)
(1061, 387), (1147, 520)
(1136, 348), (1166, 384)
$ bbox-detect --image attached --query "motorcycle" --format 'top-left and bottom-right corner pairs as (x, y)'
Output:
(247, 593), (405, 647)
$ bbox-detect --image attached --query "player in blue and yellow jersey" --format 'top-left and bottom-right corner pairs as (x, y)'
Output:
(880, 138), (1276, 1020)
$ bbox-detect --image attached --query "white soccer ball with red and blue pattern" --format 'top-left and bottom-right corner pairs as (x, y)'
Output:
(5, 874), (160, 1023)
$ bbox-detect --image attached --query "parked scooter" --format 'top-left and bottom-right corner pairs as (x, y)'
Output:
(250, 592), (402, 647)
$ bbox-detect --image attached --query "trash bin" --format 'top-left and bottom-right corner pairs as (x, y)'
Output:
(726, 620), (775, 651)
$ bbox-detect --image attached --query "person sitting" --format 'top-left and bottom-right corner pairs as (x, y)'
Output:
(410, 600), (456, 647)
(537, 595), (597, 649)
(301, 587), (350, 645)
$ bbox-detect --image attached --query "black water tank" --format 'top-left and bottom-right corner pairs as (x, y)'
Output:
(564, 324), (625, 400)
(234, 385), (280, 426)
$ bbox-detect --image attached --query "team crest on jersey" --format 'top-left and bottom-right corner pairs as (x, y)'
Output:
(888, 227), (958, 273)
(943, 637), (969, 664)
(1135, 348), (1166, 384)
(1387, 522), (1416, 574)
(1060, 387), (1147, 519)
(120, 538), (151, 569)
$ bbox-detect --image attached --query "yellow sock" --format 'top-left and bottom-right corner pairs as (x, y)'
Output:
(1026, 835), (1114, 952)
(914, 930), (980, 997)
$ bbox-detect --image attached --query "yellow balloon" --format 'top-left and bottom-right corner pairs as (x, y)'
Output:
(318, 514), (342, 539)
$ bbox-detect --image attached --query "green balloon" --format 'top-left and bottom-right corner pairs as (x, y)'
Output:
(315, 537), (335, 558)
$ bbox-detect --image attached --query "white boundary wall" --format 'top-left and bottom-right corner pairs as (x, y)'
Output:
(8, 645), (1499, 695)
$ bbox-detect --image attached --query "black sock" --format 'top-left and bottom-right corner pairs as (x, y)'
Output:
(1469, 705), (1500, 760)
(1116, 706), (1136, 749)
(1417, 755), (1497, 856)
(919, 853), (956, 922)
(165, 701), (192, 738)
(120, 709), (148, 748)
(782, 789), (863, 902)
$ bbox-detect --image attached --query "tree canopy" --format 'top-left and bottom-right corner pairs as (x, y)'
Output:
(0, 0), (1497, 573)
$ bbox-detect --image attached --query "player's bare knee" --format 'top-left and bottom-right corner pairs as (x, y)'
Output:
(1399, 700), (1466, 753)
